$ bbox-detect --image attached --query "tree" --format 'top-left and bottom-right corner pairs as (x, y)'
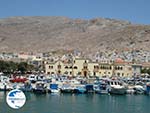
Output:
(17, 62), (28, 74)
(141, 68), (150, 75)
(0, 60), (35, 74)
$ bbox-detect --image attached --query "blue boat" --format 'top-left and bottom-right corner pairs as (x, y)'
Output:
(145, 82), (150, 95)
(73, 85), (86, 94)
(85, 84), (94, 93)
(49, 83), (60, 93)
(94, 82), (109, 94)
(19, 82), (33, 92)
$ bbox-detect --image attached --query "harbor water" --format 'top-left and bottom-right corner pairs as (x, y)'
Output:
(0, 92), (150, 113)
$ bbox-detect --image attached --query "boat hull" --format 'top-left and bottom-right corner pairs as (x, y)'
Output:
(109, 87), (126, 95)
(33, 89), (47, 94)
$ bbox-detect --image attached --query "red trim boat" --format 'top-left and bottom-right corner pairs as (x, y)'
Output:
(9, 76), (27, 83)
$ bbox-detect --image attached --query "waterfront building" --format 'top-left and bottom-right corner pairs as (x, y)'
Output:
(99, 63), (113, 77)
(45, 57), (141, 77)
(113, 59), (132, 77)
(45, 60), (73, 76)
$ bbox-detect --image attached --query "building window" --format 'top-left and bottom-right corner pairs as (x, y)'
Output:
(58, 70), (61, 74)
(110, 66), (112, 70)
(74, 66), (78, 69)
(49, 66), (53, 69)
(77, 72), (81, 75)
(83, 66), (87, 69)
(93, 72), (96, 76)
(65, 66), (68, 69)
(94, 65), (99, 69)
(117, 73), (120, 76)
(64, 71), (68, 74)
(115, 66), (123, 70)
(100, 65), (105, 69)
(120, 67), (123, 70)
(58, 65), (61, 69)
(128, 67), (132, 70)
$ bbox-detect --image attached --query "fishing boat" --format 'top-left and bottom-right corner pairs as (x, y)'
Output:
(126, 86), (135, 94)
(33, 81), (47, 94)
(145, 82), (150, 95)
(19, 81), (33, 92)
(94, 82), (109, 94)
(133, 85), (145, 94)
(48, 83), (60, 93)
(60, 84), (74, 93)
(28, 74), (37, 83)
(0, 82), (13, 91)
(9, 76), (27, 83)
(85, 84), (94, 93)
(73, 85), (86, 94)
(107, 80), (126, 95)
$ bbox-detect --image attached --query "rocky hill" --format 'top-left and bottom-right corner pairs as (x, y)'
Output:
(0, 16), (150, 54)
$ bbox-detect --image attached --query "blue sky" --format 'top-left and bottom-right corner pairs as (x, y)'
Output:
(0, 0), (150, 24)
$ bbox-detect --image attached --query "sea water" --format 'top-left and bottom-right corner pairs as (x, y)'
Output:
(0, 92), (150, 113)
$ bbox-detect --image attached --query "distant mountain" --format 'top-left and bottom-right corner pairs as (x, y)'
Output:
(0, 16), (150, 54)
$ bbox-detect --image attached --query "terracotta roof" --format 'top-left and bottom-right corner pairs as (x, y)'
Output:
(115, 58), (124, 63)
(142, 62), (150, 67)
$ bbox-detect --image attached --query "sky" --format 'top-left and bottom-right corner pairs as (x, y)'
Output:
(0, 0), (150, 24)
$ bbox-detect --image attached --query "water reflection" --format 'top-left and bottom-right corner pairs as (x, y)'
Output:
(0, 92), (150, 113)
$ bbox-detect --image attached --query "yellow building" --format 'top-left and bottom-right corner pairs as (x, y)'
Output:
(45, 60), (73, 76)
(113, 62), (132, 77)
(98, 58), (133, 77)
(99, 63), (114, 77)
(45, 62), (56, 75)
(73, 58), (89, 77)
(72, 58), (99, 77)
(88, 62), (99, 76)
(45, 57), (140, 77)
(45, 57), (99, 77)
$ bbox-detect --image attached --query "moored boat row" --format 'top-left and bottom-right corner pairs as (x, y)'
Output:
(1, 73), (150, 95)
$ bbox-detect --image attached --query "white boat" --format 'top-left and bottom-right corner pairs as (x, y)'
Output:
(0, 82), (13, 91)
(0, 75), (12, 91)
(107, 80), (126, 95)
(28, 74), (37, 83)
(126, 86), (135, 94)
(33, 81), (47, 94)
(133, 85), (145, 94)
(60, 84), (74, 93)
